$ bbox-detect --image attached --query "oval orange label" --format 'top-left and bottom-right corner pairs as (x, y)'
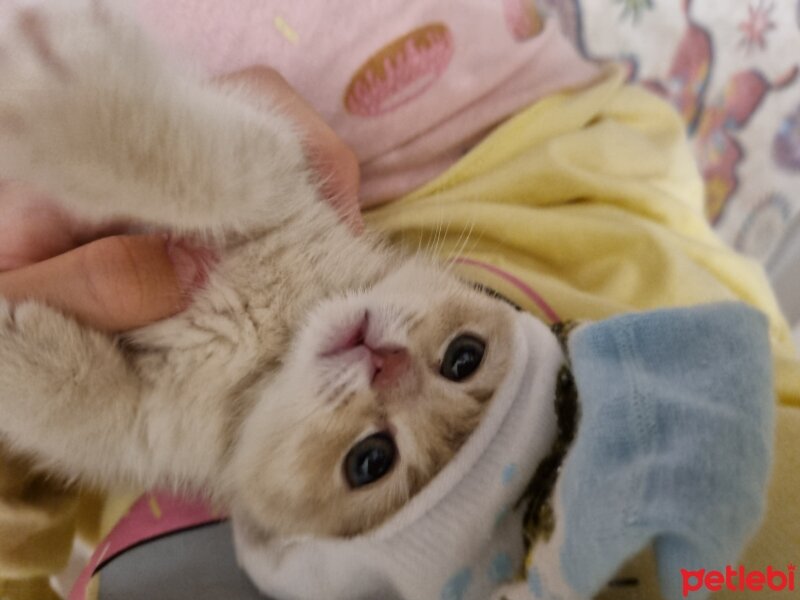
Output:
(344, 23), (454, 117)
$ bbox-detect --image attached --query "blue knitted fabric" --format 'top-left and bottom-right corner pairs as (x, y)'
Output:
(557, 302), (774, 600)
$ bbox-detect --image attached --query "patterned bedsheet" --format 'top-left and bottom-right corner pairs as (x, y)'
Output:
(542, 0), (800, 265)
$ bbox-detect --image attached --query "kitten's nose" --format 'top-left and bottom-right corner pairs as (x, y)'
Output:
(369, 346), (410, 389)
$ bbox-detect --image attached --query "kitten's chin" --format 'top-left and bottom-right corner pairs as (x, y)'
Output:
(230, 507), (276, 547)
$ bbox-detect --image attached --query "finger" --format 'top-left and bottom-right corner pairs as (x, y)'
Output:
(0, 235), (210, 332)
(0, 180), (131, 269)
(0, 180), (76, 269)
(217, 67), (364, 234)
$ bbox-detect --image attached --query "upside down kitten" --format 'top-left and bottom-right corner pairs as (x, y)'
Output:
(0, 1), (519, 540)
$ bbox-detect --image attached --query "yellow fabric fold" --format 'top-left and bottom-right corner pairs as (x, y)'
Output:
(0, 450), (77, 599)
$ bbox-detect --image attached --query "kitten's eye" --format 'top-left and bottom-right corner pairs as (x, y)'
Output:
(440, 334), (485, 382)
(344, 433), (397, 489)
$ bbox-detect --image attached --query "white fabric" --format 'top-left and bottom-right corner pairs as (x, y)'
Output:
(234, 312), (565, 600)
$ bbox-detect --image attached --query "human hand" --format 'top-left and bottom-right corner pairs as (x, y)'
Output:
(0, 180), (210, 332)
(0, 67), (362, 332)
(219, 66), (363, 233)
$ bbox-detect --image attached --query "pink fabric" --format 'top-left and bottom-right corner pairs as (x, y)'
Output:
(69, 494), (219, 600)
(134, 0), (600, 205)
(455, 257), (561, 324)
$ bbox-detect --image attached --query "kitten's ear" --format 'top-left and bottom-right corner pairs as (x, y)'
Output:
(0, 0), (317, 236)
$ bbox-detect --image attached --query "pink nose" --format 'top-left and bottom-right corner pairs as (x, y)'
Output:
(370, 347), (410, 389)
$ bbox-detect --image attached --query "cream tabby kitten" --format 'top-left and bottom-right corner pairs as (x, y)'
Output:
(0, 1), (518, 539)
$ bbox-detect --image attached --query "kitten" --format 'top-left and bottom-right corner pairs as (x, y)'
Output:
(0, 1), (518, 540)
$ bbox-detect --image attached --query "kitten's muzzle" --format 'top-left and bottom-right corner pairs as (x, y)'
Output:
(320, 310), (411, 389)
(369, 346), (410, 389)
(325, 342), (411, 390)
(320, 311), (369, 357)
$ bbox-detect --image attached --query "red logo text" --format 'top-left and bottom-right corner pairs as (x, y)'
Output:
(681, 565), (796, 596)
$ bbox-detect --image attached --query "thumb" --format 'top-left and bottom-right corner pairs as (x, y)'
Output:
(0, 235), (209, 332)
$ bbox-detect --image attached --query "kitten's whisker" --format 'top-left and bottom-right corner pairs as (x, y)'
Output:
(414, 229), (425, 262)
(292, 401), (329, 426)
(445, 219), (477, 272)
(444, 220), (472, 264)
(318, 367), (355, 399)
(422, 223), (435, 259)
(435, 214), (453, 259)
(431, 218), (442, 258)
(336, 389), (357, 411)
(324, 382), (347, 405)
(326, 386), (364, 426)
(425, 209), (447, 260)
(444, 218), (485, 275)
(407, 314), (425, 336)
(399, 311), (415, 329)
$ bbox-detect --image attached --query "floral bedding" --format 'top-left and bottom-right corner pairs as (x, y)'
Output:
(544, 0), (800, 264)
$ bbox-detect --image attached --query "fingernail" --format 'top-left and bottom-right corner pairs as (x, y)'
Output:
(165, 238), (208, 295)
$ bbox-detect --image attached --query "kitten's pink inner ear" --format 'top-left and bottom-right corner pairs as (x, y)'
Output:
(370, 348), (410, 389)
